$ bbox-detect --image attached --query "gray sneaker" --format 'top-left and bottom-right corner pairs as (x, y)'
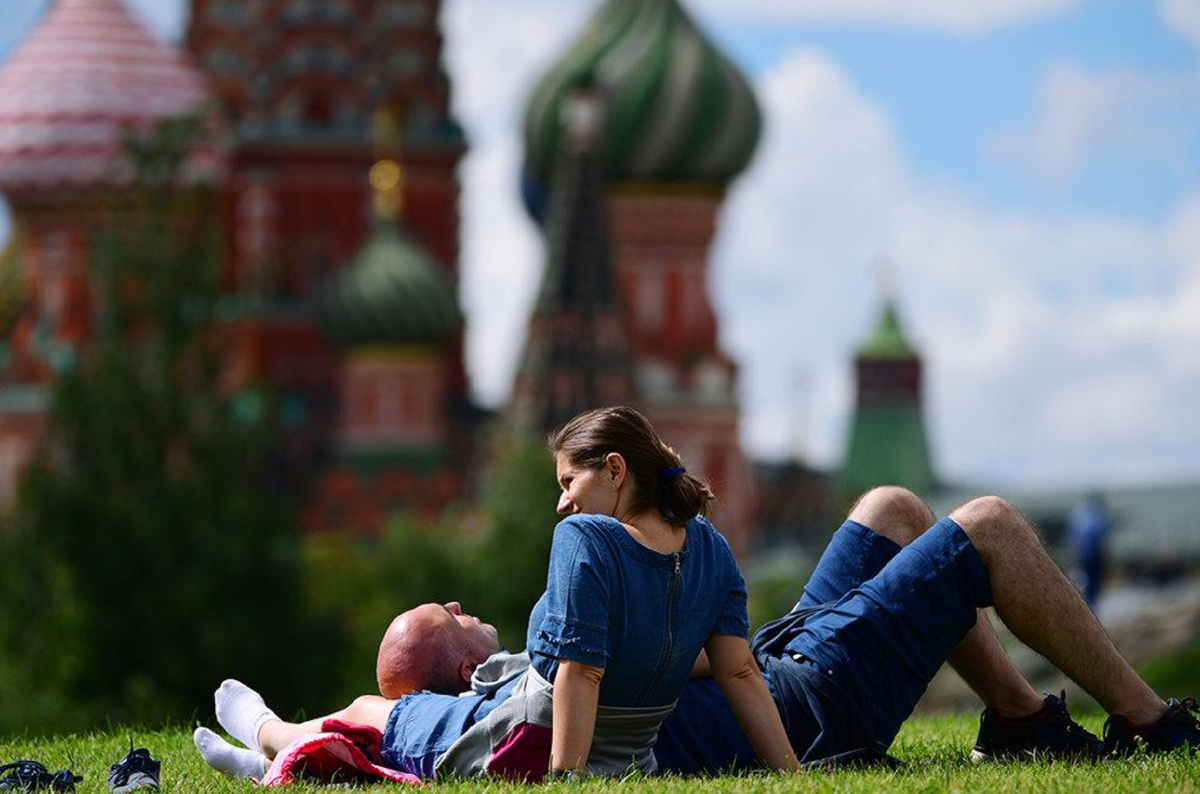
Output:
(107, 744), (160, 793)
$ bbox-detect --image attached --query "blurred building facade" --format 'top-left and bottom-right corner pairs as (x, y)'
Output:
(0, 0), (474, 525)
(0, 0), (211, 502)
(186, 0), (476, 526)
(0, 0), (772, 551)
(510, 86), (637, 433)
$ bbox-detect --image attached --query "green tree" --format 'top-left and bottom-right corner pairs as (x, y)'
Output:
(0, 118), (332, 733)
(466, 429), (562, 649)
(300, 431), (562, 708)
(301, 513), (475, 705)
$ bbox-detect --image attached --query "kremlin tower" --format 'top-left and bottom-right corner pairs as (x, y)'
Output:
(837, 296), (936, 502)
(520, 0), (762, 552)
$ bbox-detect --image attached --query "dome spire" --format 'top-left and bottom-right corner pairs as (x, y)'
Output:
(370, 107), (404, 222)
(513, 84), (634, 432)
(369, 159), (404, 223)
(317, 110), (461, 349)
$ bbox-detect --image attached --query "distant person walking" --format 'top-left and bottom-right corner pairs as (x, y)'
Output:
(1068, 492), (1111, 608)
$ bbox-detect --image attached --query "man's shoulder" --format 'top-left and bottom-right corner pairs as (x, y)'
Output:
(470, 651), (530, 694)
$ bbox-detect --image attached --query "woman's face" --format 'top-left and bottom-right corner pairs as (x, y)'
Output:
(555, 451), (619, 516)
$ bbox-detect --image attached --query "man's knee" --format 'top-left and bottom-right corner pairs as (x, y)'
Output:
(344, 694), (389, 722)
(950, 495), (1032, 550)
(848, 486), (936, 545)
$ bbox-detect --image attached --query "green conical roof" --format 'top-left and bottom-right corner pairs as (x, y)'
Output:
(837, 406), (936, 497)
(318, 220), (461, 348)
(523, 0), (761, 187)
(838, 297), (935, 498)
(857, 300), (915, 359)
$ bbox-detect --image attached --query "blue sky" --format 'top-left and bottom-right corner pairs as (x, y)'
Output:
(3, 0), (1200, 490)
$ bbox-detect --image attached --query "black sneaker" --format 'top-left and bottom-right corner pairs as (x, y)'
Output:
(0, 761), (82, 792)
(971, 691), (1104, 761)
(1104, 697), (1200, 755)
(107, 744), (160, 793)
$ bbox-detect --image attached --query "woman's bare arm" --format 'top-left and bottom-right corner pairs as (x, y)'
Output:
(550, 660), (606, 773)
(705, 634), (799, 771)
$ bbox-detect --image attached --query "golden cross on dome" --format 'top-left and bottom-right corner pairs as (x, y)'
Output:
(371, 106), (405, 220)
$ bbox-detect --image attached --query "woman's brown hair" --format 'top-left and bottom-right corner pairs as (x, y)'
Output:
(549, 406), (715, 525)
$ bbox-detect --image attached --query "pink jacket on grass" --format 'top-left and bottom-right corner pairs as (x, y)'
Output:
(260, 719), (423, 787)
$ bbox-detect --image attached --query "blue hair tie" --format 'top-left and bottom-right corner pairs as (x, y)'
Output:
(663, 467), (686, 481)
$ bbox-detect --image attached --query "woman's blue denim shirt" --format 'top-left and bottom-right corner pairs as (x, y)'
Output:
(527, 513), (748, 708)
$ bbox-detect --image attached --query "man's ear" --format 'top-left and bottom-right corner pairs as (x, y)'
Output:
(460, 659), (477, 687)
(604, 452), (627, 489)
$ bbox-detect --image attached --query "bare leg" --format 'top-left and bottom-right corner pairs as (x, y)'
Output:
(256, 695), (397, 761)
(850, 487), (1043, 717)
(951, 496), (1164, 723)
(946, 611), (1044, 717)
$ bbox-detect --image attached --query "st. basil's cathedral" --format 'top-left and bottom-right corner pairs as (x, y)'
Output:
(0, 0), (936, 558)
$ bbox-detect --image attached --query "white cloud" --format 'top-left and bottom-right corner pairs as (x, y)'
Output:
(988, 62), (1200, 187)
(1160, 0), (1200, 53)
(692, 0), (1078, 35)
(988, 64), (1124, 185)
(714, 48), (1200, 488)
(444, 6), (1200, 488)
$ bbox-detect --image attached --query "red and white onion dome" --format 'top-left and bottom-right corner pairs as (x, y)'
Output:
(0, 0), (211, 194)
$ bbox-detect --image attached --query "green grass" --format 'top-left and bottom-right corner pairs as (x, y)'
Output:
(1, 716), (1198, 793)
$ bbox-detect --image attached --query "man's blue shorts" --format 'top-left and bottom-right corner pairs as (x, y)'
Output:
(779, 517), (994, 749)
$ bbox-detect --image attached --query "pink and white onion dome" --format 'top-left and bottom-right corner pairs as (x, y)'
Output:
(0, 0), (218, 194)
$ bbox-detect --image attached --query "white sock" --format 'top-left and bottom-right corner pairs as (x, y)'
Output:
(214, 679), (278, 753)
(193, 727), (268, 780)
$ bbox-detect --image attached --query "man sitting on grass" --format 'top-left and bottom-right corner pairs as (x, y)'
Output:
(196, 487), (1199, 779)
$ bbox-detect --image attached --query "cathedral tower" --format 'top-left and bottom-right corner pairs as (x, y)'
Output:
(511, 86), (635, 435)
(313, 156), (463, 528)
(520, 0), (762, 552)
(186, 0), (470, 487)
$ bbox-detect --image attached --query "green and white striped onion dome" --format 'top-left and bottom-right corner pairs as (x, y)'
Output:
(318, 220), (461, 348)
(523, 0), (762, 192)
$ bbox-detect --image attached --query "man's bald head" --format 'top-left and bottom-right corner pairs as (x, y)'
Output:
(376, 602), (500, 698)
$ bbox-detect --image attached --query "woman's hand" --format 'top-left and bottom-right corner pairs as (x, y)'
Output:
(550, 659), (605, 773)
(705, 634), (799, 772)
